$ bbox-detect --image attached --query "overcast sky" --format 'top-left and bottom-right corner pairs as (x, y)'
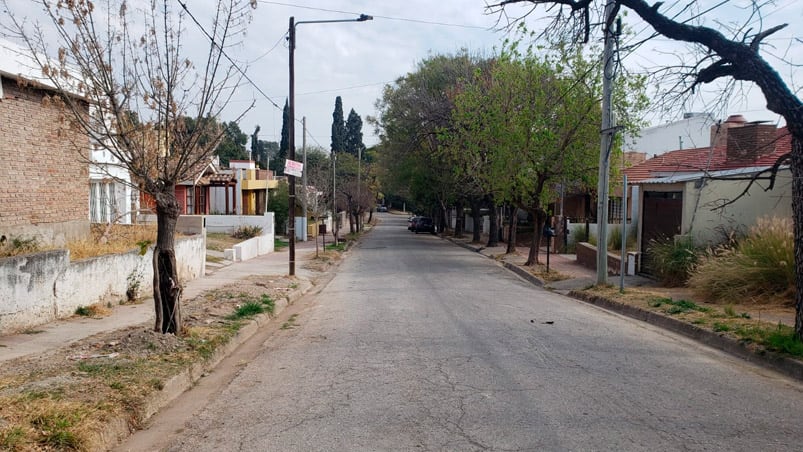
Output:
(4, 0), (801, 151)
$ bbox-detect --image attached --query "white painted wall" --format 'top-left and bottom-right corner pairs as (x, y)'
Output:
(683, 168), (792, 244)
(205, 213), (274, 236)
(0, 236), (205, 334)
(624, 114), (715, 157)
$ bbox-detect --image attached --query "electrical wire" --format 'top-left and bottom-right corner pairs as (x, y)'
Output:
(258, 0), (488, 30)
(177, 0), (285, 113)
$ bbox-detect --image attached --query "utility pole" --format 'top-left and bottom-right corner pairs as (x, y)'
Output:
(596, 0), (617, 285)
(332, 152), (337, 243)
(287, 13), (371, 275)
(288, 16), (296, 276)
(357, 146), (361, 232)
(302, 116), (307, 241)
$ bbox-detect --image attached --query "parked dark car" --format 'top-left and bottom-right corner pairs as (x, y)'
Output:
(413, 217), (435, 234)
(408, 216), (419, 230)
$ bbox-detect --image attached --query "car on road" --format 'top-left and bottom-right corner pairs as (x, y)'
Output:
(413, 217), (435, 234)
(408, 216), (419, 230)
(377, 205), (388, 212)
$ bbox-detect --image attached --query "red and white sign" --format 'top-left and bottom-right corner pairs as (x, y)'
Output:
(284, 159), (303, 177)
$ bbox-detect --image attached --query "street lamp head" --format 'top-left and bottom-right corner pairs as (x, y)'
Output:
(358, 14), (373, 22)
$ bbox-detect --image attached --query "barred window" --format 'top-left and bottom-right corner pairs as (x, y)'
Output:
(186, 187), (195, 215)
(609, 197), (623, 222)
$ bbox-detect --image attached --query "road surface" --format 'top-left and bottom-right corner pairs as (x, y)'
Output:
(122, 213), (803, 451)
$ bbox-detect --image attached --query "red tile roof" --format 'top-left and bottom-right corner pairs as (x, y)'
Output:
(624, 127), (791, 182)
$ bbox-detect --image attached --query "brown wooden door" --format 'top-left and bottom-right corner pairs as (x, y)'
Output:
(640, 191), (683, 274)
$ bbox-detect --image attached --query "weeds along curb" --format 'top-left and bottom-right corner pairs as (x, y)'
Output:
(96, 278), (314, 451)
(569, 291), (803, 382)
(501, 261), (544, 288)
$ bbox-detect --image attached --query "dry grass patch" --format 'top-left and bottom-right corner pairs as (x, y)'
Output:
(67, 224), (158, 261)
(582, 285), (803, 358)
(205, 232), (242, 252)
(303, 249), (344, 272)
(0, 276), (298, 451)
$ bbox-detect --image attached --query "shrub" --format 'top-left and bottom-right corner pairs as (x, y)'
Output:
(608, 225), (623, 252)
(0, 235), (40, 257)
(607, 224), (637, 253)
(647, 236), (699, 286)
(689, 216), (794, 304)
(232, 225), (263, 240)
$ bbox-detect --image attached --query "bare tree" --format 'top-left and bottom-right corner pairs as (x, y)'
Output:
(489, 0), (803, 337)
(5, 0), (256, 334)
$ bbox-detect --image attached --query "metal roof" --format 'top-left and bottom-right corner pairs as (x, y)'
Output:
(638, 165), (790, 184)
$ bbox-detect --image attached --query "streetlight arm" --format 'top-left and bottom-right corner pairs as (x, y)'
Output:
(286, 13), (372, 276)
(295, 15), (373, 27)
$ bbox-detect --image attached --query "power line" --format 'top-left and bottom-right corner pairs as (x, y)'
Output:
(250, 31), (288, 63)
(293, 81), (393, 97)
(258, 0), (488, 29)
(177, 0), (284, 113)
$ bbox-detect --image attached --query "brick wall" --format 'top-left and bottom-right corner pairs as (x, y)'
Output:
(0, 77), (89, 244)
(726, 123), (777, 161)
(575, 241), (622, 276)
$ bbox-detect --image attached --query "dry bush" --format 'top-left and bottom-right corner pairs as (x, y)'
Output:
(689, 216), (794, 304)
(67, 224), (158, 260)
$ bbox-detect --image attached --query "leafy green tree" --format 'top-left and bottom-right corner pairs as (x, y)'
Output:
(373, 51), (488, 234)
(331, 96), (346, 154)
(345, 108), (366, 160)
(215, 121), (248, 166)
(267, 180), (289, 234)
(277, 99), (290, 175)
(493, 0), (803, 339)
(448, 40), (646, 265)
(251, 130), (279, 171)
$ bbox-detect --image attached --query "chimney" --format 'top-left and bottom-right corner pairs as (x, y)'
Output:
(710, 114), (746, 148)
(726, 122), (777, 162)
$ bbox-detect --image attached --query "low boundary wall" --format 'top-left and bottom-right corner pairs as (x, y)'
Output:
(576, 241), (622, 276)
(0, 236), (205, 334)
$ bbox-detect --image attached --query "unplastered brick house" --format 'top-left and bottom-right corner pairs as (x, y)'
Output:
(0, 39), (90, 246)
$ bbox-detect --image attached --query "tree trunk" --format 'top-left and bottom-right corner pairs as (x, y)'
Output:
(470, 197), (482, 243)
(454, 200), (465, 238)
(792, 137), (803, 340)
(506, 206), (518, 254)
(153, 185), (182, 334)
(525, 209), (545, 266)
(438, 201), (448, 235)
(487, 196), (499, 247)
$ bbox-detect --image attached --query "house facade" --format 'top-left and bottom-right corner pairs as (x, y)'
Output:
(0, 40), (90, 246)
(625, 116), (792, 272)
(89, 146), (134, 224)
(209, 160), (276, 215)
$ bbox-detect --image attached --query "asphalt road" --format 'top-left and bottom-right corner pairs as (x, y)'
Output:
(156, 214), (803, 451)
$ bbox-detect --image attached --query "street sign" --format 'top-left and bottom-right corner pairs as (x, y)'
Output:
(284, 159), (303, 177)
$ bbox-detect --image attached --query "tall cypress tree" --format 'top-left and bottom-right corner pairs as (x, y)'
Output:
(345, 108), (365, 160)
(331, 96), (346, 154)
(277, 99), (290, 174)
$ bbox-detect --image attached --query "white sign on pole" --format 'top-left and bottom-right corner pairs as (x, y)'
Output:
(284, 159), (303, 177)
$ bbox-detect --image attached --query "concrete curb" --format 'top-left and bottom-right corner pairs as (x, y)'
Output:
(569, 291), (803, 382)
(445, 236), (803, 382)
(97, 278), (314, 450)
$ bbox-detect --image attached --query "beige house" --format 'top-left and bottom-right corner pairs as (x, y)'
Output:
(625, 116), (791, 272)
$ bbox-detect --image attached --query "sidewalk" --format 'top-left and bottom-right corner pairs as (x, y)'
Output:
(0, 238), (321, 363)
(449, 237), (657, 292)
